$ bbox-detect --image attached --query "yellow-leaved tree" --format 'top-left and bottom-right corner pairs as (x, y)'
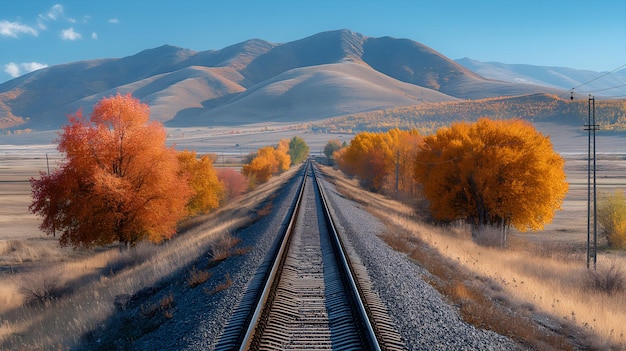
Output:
(597, 190), (626, 248)
(336, 131), (393, 192)
(242, 142), (291, 187)
(177, 150), (224, 216)
(335, 128), (421, 195)
(414, 118), (568, 246)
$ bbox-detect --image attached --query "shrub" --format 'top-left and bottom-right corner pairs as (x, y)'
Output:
(188, 266), (212, 288)
(20, 271), (70, 305)
(141, 292), (174, 319)
(208, 233), (242, 263)
(472, 225), (507, 248)
(598, 190), (626, 248)
(585, 264), (625, 295)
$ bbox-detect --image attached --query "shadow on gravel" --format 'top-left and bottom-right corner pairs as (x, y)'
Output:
(72, 167), (305, 351)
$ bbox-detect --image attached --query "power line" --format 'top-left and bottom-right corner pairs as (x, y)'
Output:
(584, 82), (626, 94)
(569, 63), (626, 98)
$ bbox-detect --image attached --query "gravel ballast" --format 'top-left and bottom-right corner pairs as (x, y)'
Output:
(317, 172), (526, 350)
(80, 164), (526, 350)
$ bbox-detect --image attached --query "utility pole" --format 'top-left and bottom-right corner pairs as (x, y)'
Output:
(584, 94), (598, 270)
(46, 153), (50, 175)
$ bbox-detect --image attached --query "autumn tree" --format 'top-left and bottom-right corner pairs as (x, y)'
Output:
(177, 150), (224, 216)
(242, 143), (291, 186)
(336, 131), (392, 191)
(278, 138), (290, 155)
(414, 118), (568, 246)
(324, 140), (342, 160)
(335, 128), (421, 194)
(387, 128), (422, 196)
(288, 136), (309, 165)
(29, 93), (191, 250)
(598, 190), (626, 248)
(217, 168), (248, 202)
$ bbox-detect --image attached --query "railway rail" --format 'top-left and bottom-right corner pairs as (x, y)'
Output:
(215, 161), (405, 350)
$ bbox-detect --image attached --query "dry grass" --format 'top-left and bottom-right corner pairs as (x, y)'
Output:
(187, 265), (212, 288)
(584, 264), (626, 295)
(0, 239), (64, 263)
(381, 229), (580, 350)
(320, 164), (626, 350)
(208, 232), (243, 263)
(0, 165), (301, 349)
(19, 269), (71, 306)
(205, 273), (233, 295)
(141, 292), (175, 319)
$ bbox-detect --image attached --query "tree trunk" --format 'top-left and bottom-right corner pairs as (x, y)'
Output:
(119, 239), (130, 253)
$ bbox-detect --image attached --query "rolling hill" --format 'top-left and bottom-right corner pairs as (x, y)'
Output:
(456, 57), (626, 98)
(0, 29), (567, 131)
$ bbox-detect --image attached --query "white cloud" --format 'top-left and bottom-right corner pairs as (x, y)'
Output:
(21, 62), (47, 72)
(36, 15), (47, 30)
(3, 62), (48, 78)
(37, 4), (65, 29)
(3, 63), (20, 77)
(0, 20), (38, 38)
(61, 27), (81, 40)
(108, 18), (119, 24)
(47, 4), (64, 20)
(91, 32), (98, 40)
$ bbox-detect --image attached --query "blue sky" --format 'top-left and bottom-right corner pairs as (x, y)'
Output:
(1, 0), (625, 83)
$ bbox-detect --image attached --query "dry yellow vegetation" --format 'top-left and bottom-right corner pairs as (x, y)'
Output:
(314, 94), (626, 134)
(320, 163), (626, 350)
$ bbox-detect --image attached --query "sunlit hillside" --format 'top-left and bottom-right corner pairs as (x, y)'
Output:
(314, 94), (626, 134)
(0, 30), (562, 132)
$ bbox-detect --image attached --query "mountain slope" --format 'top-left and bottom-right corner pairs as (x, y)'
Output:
(0, 29), (568, 131)
(456, 58), (626, 97)
(172, 62), (457, 126)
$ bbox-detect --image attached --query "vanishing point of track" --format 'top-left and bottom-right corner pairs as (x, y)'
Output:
(215, 161), (405, 350)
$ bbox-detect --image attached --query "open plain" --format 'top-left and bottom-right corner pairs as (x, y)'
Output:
(1, 121), (626, 349)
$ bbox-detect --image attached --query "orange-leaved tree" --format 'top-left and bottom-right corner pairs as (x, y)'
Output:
(336, 131), (393, 192)
(242, 142), (291, 186)
(414, 118), (568, 246)
(387, 128), (422, 196)
(29, 93), (191, 249)
(177, 150), (224, 216)
(336, 128), (421, 194)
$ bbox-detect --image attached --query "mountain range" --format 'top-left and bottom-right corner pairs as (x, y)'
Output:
(1, 29), (611, 131)
(455, 58), (626, 97)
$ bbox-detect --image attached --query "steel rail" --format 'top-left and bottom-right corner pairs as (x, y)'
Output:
(312, 164), (382, 351)
(237, 161), (310, 350)
(236, 161), (384, 350)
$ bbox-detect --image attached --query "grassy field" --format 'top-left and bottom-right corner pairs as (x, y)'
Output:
(1, 122), (626, 349)
(0, 153), (301, 349)
(320, 152), (626, 349)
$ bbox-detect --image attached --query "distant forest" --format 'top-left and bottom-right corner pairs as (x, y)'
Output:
(313, 94), (626, 134)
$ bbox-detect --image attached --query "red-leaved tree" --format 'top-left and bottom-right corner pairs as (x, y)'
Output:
(29, 93), (191, 249)
(217, 168), (248, 202)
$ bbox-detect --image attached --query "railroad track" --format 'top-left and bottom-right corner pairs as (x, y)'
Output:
(215, 161), (405, 350)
